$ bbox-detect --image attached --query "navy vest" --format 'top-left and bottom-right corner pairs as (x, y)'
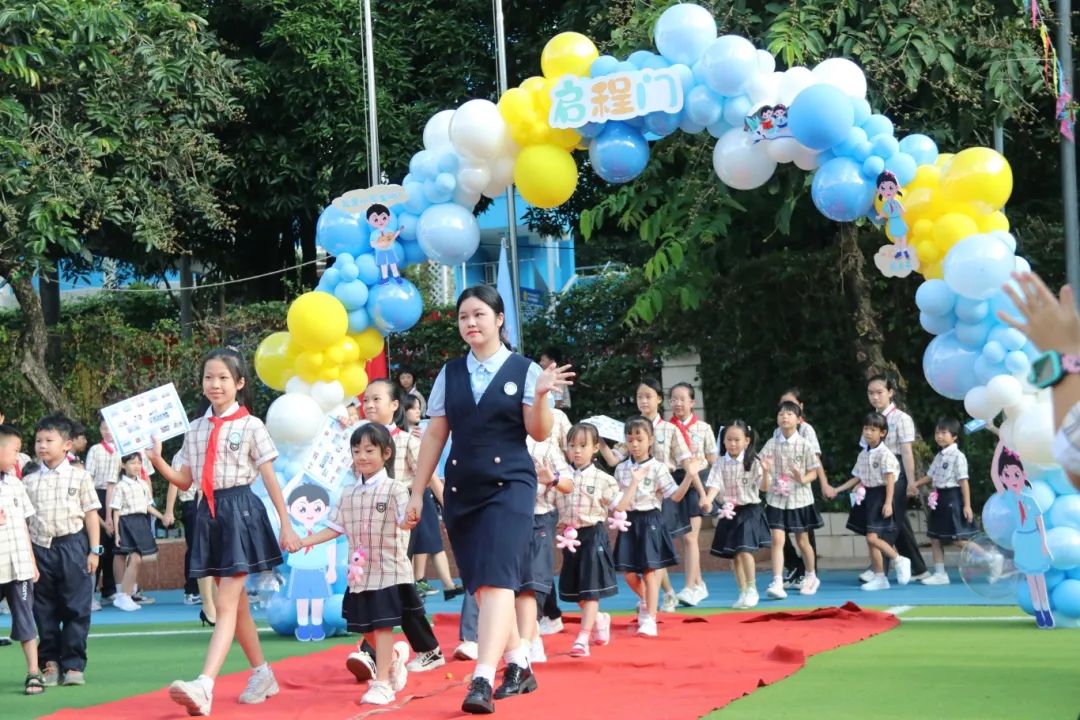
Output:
(443, 353), (537, 512)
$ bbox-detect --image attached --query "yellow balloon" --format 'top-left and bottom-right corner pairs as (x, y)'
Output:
(253, 331), (293, 391)
(922, 260), (944, 280)
(498, 88), (535, 128)
(942, 147), (1013, 209)
(294, 350), (324, 384)
(931, 213), (979, 252)
(935, 153), (955, 169)
(339, 336), (361, 363)
(907, 164), (941, 192)
(287, 292), (348, 350)
(339, 363), (369, 398)
(520, 76), (547, 96)
(352, 328), (386, 362)
(325, 345), (345, 366)
(319, 365), (340, 382)
(977, 210), (1010, 233)
(902, 187), (937, 225)
(916, 240), (940, 265)
(514, 144), (578, 209)
(541, 32), (599, 79)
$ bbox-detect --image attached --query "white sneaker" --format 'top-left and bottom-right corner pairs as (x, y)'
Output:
(346, 648), (376, 682)
(861, 575), (890, 591)
(538, 616), (563, 635)
(112, 593), (141, 612)
(694, 584), (710, 603)
(361, 679), (396, 705)
(169, 679), (212, 716)
(799, 576), (821, 596)
(389, 641), (409, 692)
(858, 568), (875, 583)
(636, 599), (648, 625)
(661, 592), (678, 612)
(636, 615), (657, 637)
(239, 667), (279, 704)
(921, 572), (950, 586)
(731, 591), (748, 610)
(894, 556), (912, 585)
(744, 587), (760, 608)
(452, 641), (478, 661)
(592, 612), (612, 646)
(91, 597), (102, 612)
(765, 579), (787, 600)
(406, 649), (446, 672)
(529, 636), (547, 664)
(675, 587), (699, 607)
(0, 598), (9, 614)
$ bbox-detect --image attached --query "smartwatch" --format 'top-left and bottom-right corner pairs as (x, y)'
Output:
(91, 545), (104, 556)
(1030, 351), (1080, 389)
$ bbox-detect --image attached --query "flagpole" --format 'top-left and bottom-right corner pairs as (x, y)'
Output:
(493, 0), (524, 351)
(1059, 0), (1080, 303)
(362, 0), (380, 185)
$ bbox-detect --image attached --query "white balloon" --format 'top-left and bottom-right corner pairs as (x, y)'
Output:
(481, 155), (516, 199)
(964, 385), (998, 422)
(756, 49), (776, 74)
(743, 70), (782, 106)
(792, 143), (821, 171)
(1012, 402), (1055, 465)
(999, 416), (1017, 448)
(778, 66), (815, 105)
(986, 374), (1023, 410)
(453, 185), (482, 208)
(310, 380), (346, 411)
(712, 127), (777, 190)
(765, 136), (800, 163)
(285, 377), (311, 396)
(812, 58), (867, 99)
(449, 100), (508, 161)
(458, 163), (491, 194)
(423, 110), (455, 151)
(265, 393), (325, 446)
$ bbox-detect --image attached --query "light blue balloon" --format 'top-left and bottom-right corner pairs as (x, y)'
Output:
(436, 150), (460, 175)
(697, 35), (760, 96)
(884, 152), (918, 186)
(398, 212), (418, 242)
(1049, 494), (1080, 529)
(409, 150), (440, 179)
(974, 355), (1007, 384)
(653, 3), (719, 66)
(861, 114), (894, 140)
(983, 492), (1017, 550)
(614, 60), (637, 75)
(922, 330), (980, 400)
(686, 85), (724, 126)
(810, 156), (876, 222)
(1005, 350), (1031, 375)
(1047, 568), (1067, 586)
(982, 340), (1006, 364)
(316, 205), (365, 256)
(337, 260), (359, 282)
(578, 121), (604, 138)
(787, 83), (855, 150)
(920, 311), (956, 336)
(1051, 579), (1080, 615)
(833, 126), (868, 158)
(852, 141), (873, 162)
(403, 180), (429, 214)
(943, 233), (1016, 300)
(640, 53), (672, 70)
(590, 122), (651, 184)
(320, 267), (341, 288)
(590, 54), (620, 77)
(898, 133), (939, 166)
(870, 134), (900, 159)
(955, 318), (993, 348)
(333, 279), (369, 311)
(266, 590), (298, 635)
(851, 97), (872, 126)
(988, 324), (1026, 352)
(1031, 480), (1058, 514)
(706, 119), (733, 138)
(402, 239), (427, 266)
(434, 172), (456, 194)
(423, 177), (453, 204)
(670, 63), (695, 93)
(954, 297), (990, 323)
(347, 308), (370, 334)
(416, 203), (480, 266)
(818, 149), (836, 165)
(1033, 465), (1079, 496)
(862, 156), (885, 179)
(355, 253), (380, 286)
(678, 115), (706, 134)
(722, 94), (752, 127)
(916, 279), (958, 316)
(1048, 526), (1080, 570)
(644, 110), (680, 137)
(628, 50), (657, 69)
(366, 278), (424, 334)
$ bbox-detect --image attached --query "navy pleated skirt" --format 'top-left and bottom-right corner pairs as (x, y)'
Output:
(115, 513), (158, 557)
(710, 504), (771, 558)
(613, 509), (679, 572)
(927, 487), (978, 541)
(189, 485), (282, 578)
(408, 489), (444, 555)
(558, 524), (618, 601)
(846, 486), (897, 541)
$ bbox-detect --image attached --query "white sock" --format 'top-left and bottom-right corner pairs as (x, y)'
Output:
(805, 572), (816, 580)
(474, 663), (496, 684)
(874, 572), (886, 580)
(297, 615), (309, 626)
(934, 563), (945, 575)
(196, 674), (214, 694)
(504, 644), (528, 668)
(115, 584), (123, 595)
(772, 575), (782, 585)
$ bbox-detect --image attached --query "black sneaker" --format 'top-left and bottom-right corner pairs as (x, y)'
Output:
(462, 676), (495, 714)
(493, 663), (537, 699)
(444, 585), (465, 602)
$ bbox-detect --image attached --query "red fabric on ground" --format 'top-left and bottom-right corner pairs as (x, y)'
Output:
(47, 604), (897, 720)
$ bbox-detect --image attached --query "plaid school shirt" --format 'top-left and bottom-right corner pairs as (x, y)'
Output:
(389, 426), (420, 487)
(555, 465), (620, 528)
(0, 471), (36, 583)
(173, 450), (197, 502)
(528, 434), (571, 515)
(550, 407), (572, 454)
(110, 475), (154, 515)
(926, 444), (968, 489)
(761, 432), (820, 510)
(85, 442), (122, 491)
(772, 421), (822, 455)
(671, 415), (719, 465)
(706, 453), (765, 506)
(181, 403), (278, 490)
(858, 404), (916, 456)
(1054, 402), (1080, 474)
(851, 444), (900, 489)
(327, 468), (412, 593)
(23, 459), (100, 548)
(614, 457), (678, 512)
(611, 416), (692, 473)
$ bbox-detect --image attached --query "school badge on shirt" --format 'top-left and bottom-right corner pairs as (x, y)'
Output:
(227, 431), (242, 452)
(68, 487), (77, 496)
(503, 382), (518, 396)
(376, 502), (387, 513)
(586, 485), (595, 494)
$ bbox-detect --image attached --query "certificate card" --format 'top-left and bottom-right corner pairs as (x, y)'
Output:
(302, 415), (367, 486)
(580, 415), (626, 443)
(101, 383), (190, 455)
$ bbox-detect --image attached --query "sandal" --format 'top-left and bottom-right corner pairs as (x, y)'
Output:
(24, 673), (45, 695)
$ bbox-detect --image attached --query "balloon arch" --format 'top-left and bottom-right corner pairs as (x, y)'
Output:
(249, 4), (1080, 629)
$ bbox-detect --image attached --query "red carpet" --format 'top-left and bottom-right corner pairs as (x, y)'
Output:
(47, 603), (897, 720)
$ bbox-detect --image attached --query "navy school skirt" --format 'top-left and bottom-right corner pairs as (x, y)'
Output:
(927, 486), (978, 541)
(189, 485), (282, 578)
(408, 489), (444, 556)
(765, 503), (824, 534)
(710, 504), (771, 558)
(613, 509), (679, 573)
(115, 513), (158, 557)
(443, 479), (533, 594)
(343, 582), (425, 634)
(520, 511), (556, 596)
(687, 468), (718, 518)
(558, 524), (618, 601)
(846, 486), (897, 541)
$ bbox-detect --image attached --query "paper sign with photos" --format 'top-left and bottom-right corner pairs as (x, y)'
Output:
(303, 415), (367, 486)
(101, 383), (190, 455)
(580, 415), (626, 443)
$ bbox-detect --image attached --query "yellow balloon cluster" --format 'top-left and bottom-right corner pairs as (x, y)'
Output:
(885, 147), (1013, 279)
(254, 292), (384, 398)
(498, 32), (598, 209)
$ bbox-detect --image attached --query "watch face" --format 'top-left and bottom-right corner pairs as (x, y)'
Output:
(1031, 353), (1062, 388)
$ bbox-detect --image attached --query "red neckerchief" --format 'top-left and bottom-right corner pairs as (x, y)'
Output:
(13, 463), (21, 480)
(671, 414), (697, 454)
(387, 425), (401, 438)
(303, 528), (314, 554)
(101, 440), (115, 455)
(1018, 495), (1027, 526)
(202, 406), (250, 518)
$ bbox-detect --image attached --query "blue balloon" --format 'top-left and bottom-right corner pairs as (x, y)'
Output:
(697, 35), (760, 96)
(403, 180), (429, 214)
(423, 177), (453, 204)
(266, 590), (298, 635)
(333, 279), (369, 311)
(852, 141), (873, 162)
(787, 83), (855, 150)
(355, 253), (380, 286)
(1030, 480), (1058, 514)
(436, 151), (460, 175)
(1005, 350), (1031, 375)
(578, 121), (604, 138)
(851, 97), (872, 126)
(614, 60), (637, 75)
(589, 123), (651, 184)
(398, 212), (418, 242)
(628, 50), (657, 69)
(686, 85), (724, 126)
(1048, 526), (1080, 570)
(954, 297), (989, 323)
(678, 115), (706, 134)
(366, 278), (424, 334)
(916, 279), (958, 316)
(1051, 579), (1080, 616)
(862, 156), (885, 179)
(644, 111), (680, 138)
(974, 355), (1007, 385)
(1015, 579), (1038, 615)
(982, 340), (1006, 364)
(1047, 568), (1067, 587)
(922, 330), (980, 400)
(870, 134), (900, 160)
(402, 239), (427, 266)
(1049, 494), (1080, 529)
(988, 325), (1027, 352)
(706, 119), (733, 139)
(409, 150), (440, 179)
(943, 233), (1016, 300)
(955, 318), (993, 348)
(590, 54), (620, 77)
(983, 492), (1017, 550)
(810, 157), (876, 222)
(337, 260), (359, 282)
(833, 126), (868, 158)
(898, 133), (939, 166)
(347, 308), (370, 334)
(861, 113), (894, 140)
(669, 63), (695, 93)
(920, 311), (956, 336)
(330, 564), (348, 595)
(884, 151), (918, 186)
(722, 94), (752, 127)
(653, 3), (718, 66)
(316, 205), (365, 256)
(416, 203), (480, 266)
(1032, 465), (1079, 496)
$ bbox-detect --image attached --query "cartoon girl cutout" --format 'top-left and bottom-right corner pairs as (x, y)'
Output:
(872, 170), (919, 278)
(992, 441), (1055, 628)
(768, 104), (789, 139)
(743, 106), (772, 144)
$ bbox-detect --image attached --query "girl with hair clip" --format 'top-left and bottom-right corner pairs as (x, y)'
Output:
(992, 441), (1055, 628)
(702, 421), (771, 609)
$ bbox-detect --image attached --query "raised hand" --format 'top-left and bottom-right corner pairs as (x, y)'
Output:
(535, 363), (575, 398)
(999, 272), (1080, 354)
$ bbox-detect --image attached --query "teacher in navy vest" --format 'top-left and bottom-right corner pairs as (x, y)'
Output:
(407, 285), (572, 715)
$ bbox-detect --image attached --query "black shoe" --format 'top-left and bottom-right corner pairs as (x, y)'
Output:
(444, 585), (465, 602)
(199, 610), (216, 627)
(462, 676), (495, 714)
(493, 663), (536, 699)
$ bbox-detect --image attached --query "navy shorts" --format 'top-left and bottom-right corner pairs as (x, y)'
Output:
(1, 579), (36, 642)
